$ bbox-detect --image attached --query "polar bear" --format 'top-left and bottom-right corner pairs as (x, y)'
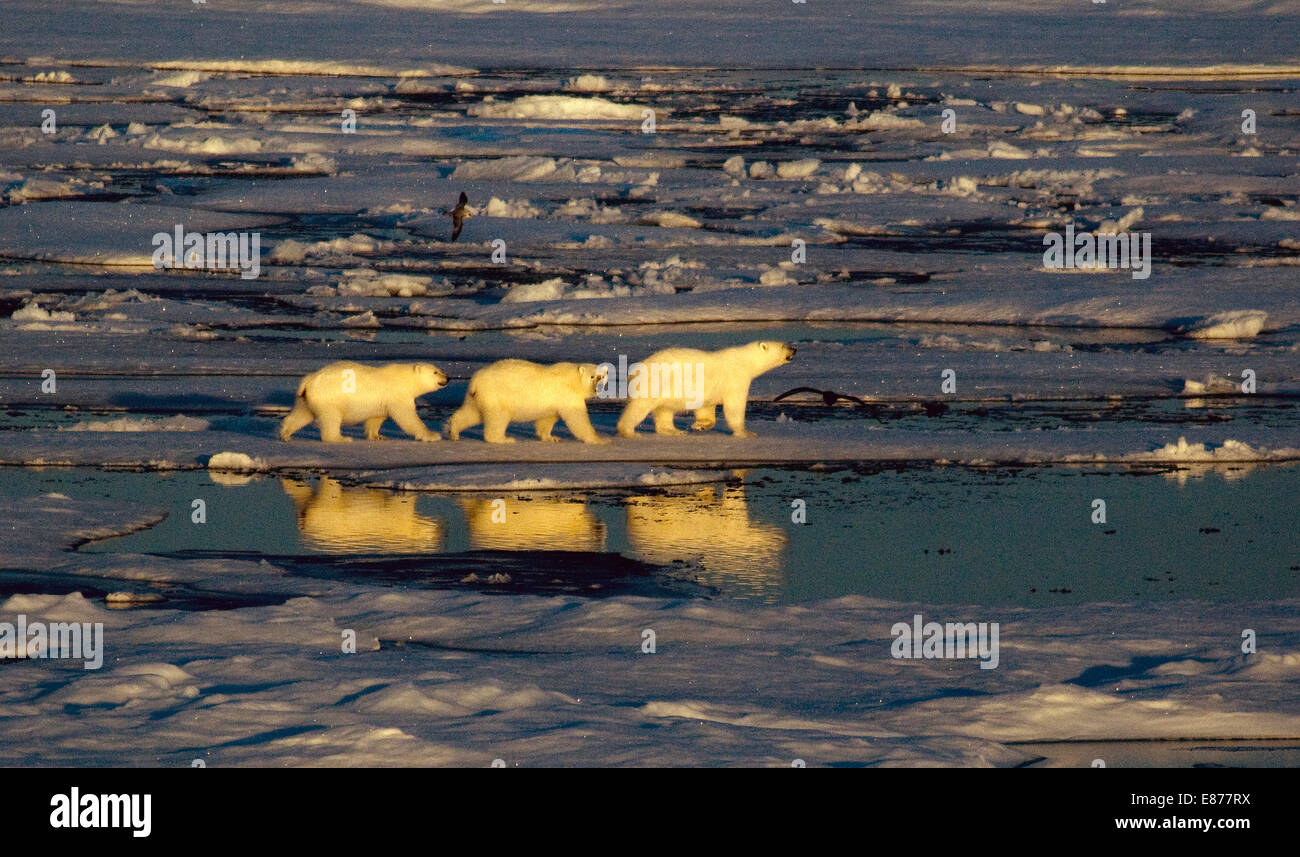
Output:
(280, 361), (447, 443)
(445, 359), (609, 444)
(616, 341), (795, 438)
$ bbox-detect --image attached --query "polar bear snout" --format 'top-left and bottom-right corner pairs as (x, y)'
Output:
(763, 341), (795, 362)
(414, 364), (448, 390)
(758, 341), (796, 362)
(579, 363), (608, 396)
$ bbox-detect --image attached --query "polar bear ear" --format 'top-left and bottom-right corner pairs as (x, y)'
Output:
(760, 342), (769, 352)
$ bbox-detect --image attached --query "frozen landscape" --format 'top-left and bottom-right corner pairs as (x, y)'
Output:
(1, 0), (1298, 766)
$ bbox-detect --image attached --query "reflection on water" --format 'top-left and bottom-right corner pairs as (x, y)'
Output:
(278, 480), (785, 597)
(1159, 461), (1258, 487)
(458, 495), (605, 552)
(625, 484), (787, 599)
(281, 477), (443, 553)
(46, 461), (1300, 605)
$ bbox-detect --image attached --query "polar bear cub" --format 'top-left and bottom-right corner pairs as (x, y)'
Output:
(616, 341), (795, 438)
(446, 359), (610, 444)
(280, 361), (447, 443)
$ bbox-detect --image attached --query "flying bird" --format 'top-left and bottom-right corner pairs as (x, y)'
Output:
(446, 192), (471, 242)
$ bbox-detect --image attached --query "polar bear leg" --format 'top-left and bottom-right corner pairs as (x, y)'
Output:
(534, 414), (559, 442)
(482, 411), (516, 444)
(280, 399), (314, 441)
(560, 406), (609, 445)
(364, 416), (387, 440)
(617, 398), (654, 437)
(652, 406), (684, 436)
(445, 401), (481, 441)
(722, 392), (754, 438)
(690, 405), (716, 431)
(389, 401), (440, 441)
(317, 411), (351, 443)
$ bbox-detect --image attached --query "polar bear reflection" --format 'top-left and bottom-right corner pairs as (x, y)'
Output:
(281, 477), (443, 553)
(624, 484), (786, 598)
(458, 495), (605, 552)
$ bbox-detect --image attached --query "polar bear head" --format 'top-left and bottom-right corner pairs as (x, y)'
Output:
(750, 341), (797, 372)
(411, 363), (449, 394)
(576, 363), (609, 398)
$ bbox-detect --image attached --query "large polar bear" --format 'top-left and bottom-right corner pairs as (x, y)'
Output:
(446, 359), (610, 444)
(280, 361), (447, 442)
(616, 340), (795, 438)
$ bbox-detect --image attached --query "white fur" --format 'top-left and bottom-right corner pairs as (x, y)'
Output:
(446, 359), (610, 444)
(617, 340), (795, 438)
(280, 361), (447, 443)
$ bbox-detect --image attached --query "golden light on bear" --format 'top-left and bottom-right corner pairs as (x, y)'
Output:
(446, 359), (609, 444)
(281, 361), (447, 443)
(617, 341), (795, 438)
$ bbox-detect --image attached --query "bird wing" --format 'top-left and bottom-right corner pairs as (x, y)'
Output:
(451, 215), (463, 242)
(458, 191), (468, 206)
(773, 387), (822, 402)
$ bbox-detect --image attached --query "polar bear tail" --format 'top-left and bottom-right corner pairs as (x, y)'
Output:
(280, 398), (314, 441)
(279, 377), (315, 441)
